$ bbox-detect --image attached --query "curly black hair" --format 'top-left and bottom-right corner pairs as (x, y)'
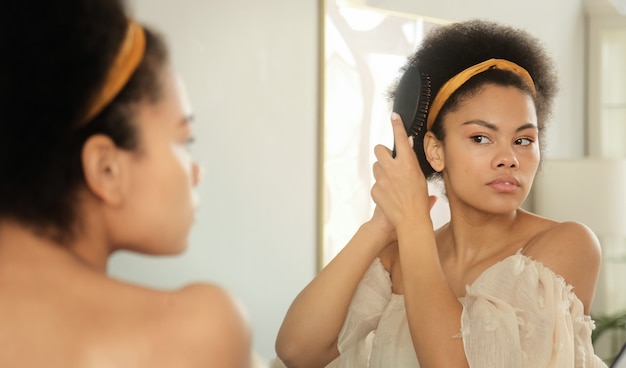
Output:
(0, 0), (169, 243)
(389, 19), (558, 178)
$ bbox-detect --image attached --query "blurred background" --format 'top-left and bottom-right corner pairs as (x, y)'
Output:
(107, 0), (626, 362)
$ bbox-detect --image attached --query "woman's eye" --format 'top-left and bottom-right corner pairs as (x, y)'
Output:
(515, 137), (534, 146)
(471, 135), (491, 144)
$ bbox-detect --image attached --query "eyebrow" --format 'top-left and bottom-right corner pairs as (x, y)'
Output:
(461, 119), (537, 132)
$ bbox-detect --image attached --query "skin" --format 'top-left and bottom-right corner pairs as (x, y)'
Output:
(275, 84), (601, 367)
(0, 66), (251, 368)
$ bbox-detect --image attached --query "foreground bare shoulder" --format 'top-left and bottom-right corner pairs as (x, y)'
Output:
(160, 283), (252, 368)
(528, 221), (602, 314)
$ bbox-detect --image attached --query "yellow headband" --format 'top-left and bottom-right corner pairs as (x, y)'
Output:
(426, 58), (536, 130)
(81, 20), (146, 124)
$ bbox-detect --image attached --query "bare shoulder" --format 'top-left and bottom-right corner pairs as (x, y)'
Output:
(151, 283), (252, 367)
(524, 221), (602, 313)
(525, 221), (601, 260)
(0, 254), (253, 367)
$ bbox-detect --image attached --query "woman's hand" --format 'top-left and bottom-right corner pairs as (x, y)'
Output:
(364, 205), (398, 247)
(366, 199), (436, 252)
(370, 113), (433, 231)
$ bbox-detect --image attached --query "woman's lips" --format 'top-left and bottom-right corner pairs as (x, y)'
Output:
(488, 177), (520, 193)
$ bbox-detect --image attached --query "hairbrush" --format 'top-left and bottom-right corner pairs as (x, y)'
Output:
(392, 65), (431, 158)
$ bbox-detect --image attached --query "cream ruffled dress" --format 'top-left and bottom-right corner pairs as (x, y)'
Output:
(273, 251), (608, 367)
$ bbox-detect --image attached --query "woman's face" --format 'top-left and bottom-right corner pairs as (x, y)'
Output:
(115, 66), (200, 255)
(437, 84), (539, 215)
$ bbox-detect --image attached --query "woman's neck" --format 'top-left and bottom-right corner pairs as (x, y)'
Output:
(0, 220), (110, 273)
(439, 206), (528, 265)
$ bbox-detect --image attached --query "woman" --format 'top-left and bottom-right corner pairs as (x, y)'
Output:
(274, 20), (607, 367)
(0, 1), (251, 367)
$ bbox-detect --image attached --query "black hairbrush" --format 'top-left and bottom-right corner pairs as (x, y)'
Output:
(392, 65), (431, 159)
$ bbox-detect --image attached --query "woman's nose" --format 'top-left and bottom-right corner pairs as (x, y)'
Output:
(494, 147), (519, 169)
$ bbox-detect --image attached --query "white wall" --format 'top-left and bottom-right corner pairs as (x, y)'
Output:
(108, 0), (587, 361)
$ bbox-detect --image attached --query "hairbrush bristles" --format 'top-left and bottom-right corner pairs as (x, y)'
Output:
(410, 73), (431, 138)
(391, 67), (431, 158)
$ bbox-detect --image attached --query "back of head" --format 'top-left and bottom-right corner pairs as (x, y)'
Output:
(0, 0), (168, 242)
(390, 19), (558, 177)
(0, 1), (127, 128)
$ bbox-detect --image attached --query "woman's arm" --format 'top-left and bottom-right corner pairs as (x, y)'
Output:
(371, 114), (469, 367)
(275, 214), (394, 368)
(395, 220), (469, 367)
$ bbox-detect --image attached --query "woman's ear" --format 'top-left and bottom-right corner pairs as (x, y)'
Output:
(81, 134), (125, 206)
(424, 131), (445, 173)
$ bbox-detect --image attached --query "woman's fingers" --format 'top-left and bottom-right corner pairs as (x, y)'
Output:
(390, 112), (412, 158)
(373, 143), (392, 161)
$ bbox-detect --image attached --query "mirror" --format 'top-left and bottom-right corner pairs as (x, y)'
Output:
(319, 0), (449, 268)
